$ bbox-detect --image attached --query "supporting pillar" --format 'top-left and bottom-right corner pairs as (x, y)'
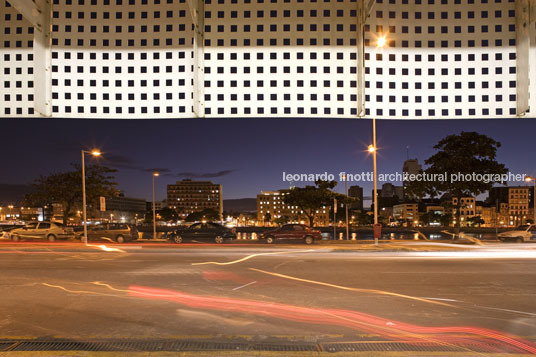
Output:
(516, 0), (536, 116)
(7, 0), (52, 117)
(188, 0), (205, 117)
(357, 0), (376, 117)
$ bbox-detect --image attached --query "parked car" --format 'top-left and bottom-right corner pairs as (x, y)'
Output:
(0, 224), (24, 239)
(10, 222), (75, 242)
(77, 223), (138, 243)
(164, 222), (236, 244)
(498, 224), (536, 242)
(260, 224), (322, 244)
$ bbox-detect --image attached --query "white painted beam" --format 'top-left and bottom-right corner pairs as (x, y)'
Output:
(189, 0), (205, 117)
(516, 0), (536, 117)
(530, 0), (536, 117)
(7, 0), (52, 117)
(357, 0), (375, 117)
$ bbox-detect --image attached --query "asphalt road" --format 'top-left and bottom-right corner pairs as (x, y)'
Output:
(1, 242), (536, 355)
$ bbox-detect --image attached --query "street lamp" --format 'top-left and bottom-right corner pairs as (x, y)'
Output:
(152, 172), (159, 239)
(81, 149), (101, 245)
(376, 35), (387, 48)
(525, 176), (536, 225)
(368, 131), (379, 246)
(368, 35), (387, 247)
(343, 173), (349, 240)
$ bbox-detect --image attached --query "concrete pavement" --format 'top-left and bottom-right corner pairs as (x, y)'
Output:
(0, 243), (535, 355)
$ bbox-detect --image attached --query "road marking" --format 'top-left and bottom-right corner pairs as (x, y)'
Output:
(192, 249), (314, 266)
(420, 297), (462, 302)
(249, 268), (453, 307)
(479, 306), (536, 317)
(232, 281), (257, 291)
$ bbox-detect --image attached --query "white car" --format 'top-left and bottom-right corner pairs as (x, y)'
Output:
(9, 222), (75, 242)
(498, 224), (536, 243)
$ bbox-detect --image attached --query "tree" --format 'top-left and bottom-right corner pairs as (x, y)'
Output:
(406, 132), (507, 232)
(159, 207), (179, 222)
(273, 215), (290, 226)
(439, 212), (453, 227)
(419, 211), (450, 227)
(353, 212), (373, 226)
(24, 164), (117, 224)
(283, 180), (343, 227)
(263, 212), (271, 226)
(466, 215), (485, 227)
(185, 208), (219, 222)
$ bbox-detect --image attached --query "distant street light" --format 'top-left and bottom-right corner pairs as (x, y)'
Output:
(152, 172), (159, 239)
(525, 176), (536, 225)
(81, 149), (101, 245)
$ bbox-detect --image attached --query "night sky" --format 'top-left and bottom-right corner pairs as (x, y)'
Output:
(1, 118), (535, 206)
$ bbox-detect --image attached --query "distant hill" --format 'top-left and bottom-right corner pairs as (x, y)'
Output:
(0, 184), (32, 205)
(223, 198), (257, 213)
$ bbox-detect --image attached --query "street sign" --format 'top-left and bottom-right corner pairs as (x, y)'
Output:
(99, 196), (106, 212)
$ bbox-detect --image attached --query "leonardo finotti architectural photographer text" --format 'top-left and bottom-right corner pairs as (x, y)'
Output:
(282, 172), (527, 184)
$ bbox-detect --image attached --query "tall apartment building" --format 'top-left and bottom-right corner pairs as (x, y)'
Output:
(257, 189), (328, 226)
(488, 186), (530, 225)
(403, 159), (422, 198)
(508, 186), (530, 225)
(1, 0), (535, 119)
(167, 180), (222, 220)
(348, 185), (363, 211)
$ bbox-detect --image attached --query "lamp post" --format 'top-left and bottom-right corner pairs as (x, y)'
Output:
(368, 125), (378, 246)
(525, 176), (536, 225)
(152, 172), (159, 239)
(344, 174), (349, 240)
(81, 149), (101, 245)
(367, 35), (386, 247)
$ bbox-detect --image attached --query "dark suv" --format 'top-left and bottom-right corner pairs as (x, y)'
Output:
(260, 224), (322, 244)
(165, 222), (236, 244)
(78, 223), (138, 243)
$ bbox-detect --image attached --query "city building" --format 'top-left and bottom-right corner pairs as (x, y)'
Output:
(487, 186), (531, 226)
(104, 195), (147, 223)
(348, 185), (363, 212)
(256, 189), (329, 226)
(403, 159), (422, 199)
(508, 186), (530, 226)
(1, 1), (535, 119)
(392, 203), (419, 225)
(167, 180), (222, 220)
(425, 205), (444, 215)
(372, 183), (403, 211)
(451, 196), (477, 227)
(145, 200), (167, 212)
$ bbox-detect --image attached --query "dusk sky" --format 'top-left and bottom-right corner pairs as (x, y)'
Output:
(2, 118), (534, 205)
